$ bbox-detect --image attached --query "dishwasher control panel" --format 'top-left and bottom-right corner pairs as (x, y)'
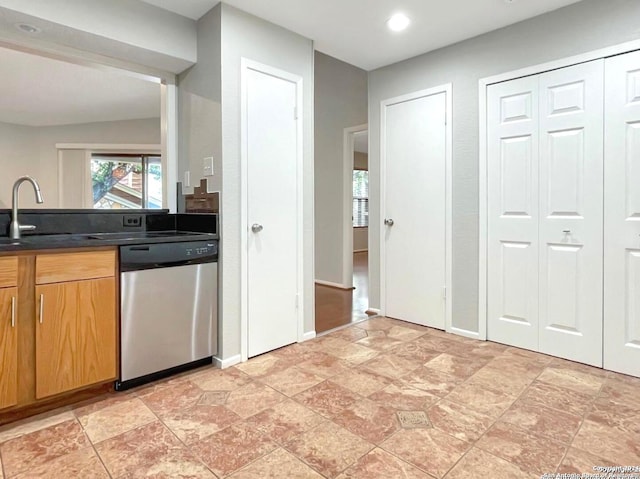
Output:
(120, 240), (218, 272)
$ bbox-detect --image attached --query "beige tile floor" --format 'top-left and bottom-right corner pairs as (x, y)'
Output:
(1, 316), (639, 478)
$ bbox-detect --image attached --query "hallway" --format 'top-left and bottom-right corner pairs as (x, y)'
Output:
(315, 252), (370, 333)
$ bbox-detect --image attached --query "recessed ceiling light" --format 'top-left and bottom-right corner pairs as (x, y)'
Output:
(387, 13), (410, 32)
(15, 23), (41, 34)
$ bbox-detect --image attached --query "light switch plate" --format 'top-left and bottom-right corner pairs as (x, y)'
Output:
(184, 170), (191, 188)
(203, 157), (214, 176)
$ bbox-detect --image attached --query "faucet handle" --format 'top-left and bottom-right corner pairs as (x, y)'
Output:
(19, 224), (36, 232)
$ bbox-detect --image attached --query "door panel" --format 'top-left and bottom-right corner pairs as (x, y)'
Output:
(76, 278), (116, 387)
(538, 60), (604, 366)
(604, 50), (640, 377)
(383, 91), (446, 328)
(246, 67), (298, 357)
(487, 76), (539, 350)
(0, 288), (18, 409)
(35, 283), (77, 398)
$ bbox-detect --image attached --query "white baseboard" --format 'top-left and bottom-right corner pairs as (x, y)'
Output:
(315, 279), (353, 290)
(301, 331), (316, 342)
(213, 354), (242, 369)
(448, 326), (481, 341)
(366, 308), (381, 315)
(354, 249), (368, 253)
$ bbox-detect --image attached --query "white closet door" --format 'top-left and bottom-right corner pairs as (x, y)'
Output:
(538, 60), (604, 366)
(246, 66), (299, 358)
(604, 50), (640, 377)
(487, 76), (540, 351)
(383, 91), (447, 328)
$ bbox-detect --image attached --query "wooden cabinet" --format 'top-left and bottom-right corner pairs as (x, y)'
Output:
(0, 249), (117, 413)
(0, 257), (18, 410)
(34, 251), (117, 399)
(0, 287), (18, 409)
(35, 278), (116, 398)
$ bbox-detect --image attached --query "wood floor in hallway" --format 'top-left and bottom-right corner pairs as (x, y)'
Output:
(315, 251), (370, 334)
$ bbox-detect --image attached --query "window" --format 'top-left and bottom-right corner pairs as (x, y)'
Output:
(91, 154), (162, 209)
(353, 170), (369, 227)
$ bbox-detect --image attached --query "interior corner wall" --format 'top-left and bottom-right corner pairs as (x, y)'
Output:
(368, 0), (640, 335)
(0, 118), (160, 209)
(220, 4), (315, 359)
(314, 51), (368, 285)
(178, 4), (222, 196)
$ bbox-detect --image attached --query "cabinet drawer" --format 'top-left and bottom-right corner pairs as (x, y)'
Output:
(36, 251), (115, 284)
(0, 257), (18, 288)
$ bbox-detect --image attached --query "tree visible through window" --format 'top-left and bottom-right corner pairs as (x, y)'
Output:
(353, 170), (369, 227)
(91, 154), (162, 209)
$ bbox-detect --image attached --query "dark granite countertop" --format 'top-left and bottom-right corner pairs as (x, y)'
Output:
(0, 210), (218, 252)
(0, 231), (217, 252)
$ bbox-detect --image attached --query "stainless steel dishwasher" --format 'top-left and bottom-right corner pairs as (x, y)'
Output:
(116, 240), (218, 390)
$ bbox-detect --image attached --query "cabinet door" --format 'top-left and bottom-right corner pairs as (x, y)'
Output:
(76, 278), (116, 387)
(35, 278), (116, 398)
(35, 282), (77, 399)
(0, 287), (18, 409)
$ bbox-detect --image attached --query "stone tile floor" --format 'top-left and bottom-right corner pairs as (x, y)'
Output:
(1, 316), (639, 478)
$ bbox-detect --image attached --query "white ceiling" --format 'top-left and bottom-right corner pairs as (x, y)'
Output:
(141, 0), (583, 70)
(0, 47), (161, 127)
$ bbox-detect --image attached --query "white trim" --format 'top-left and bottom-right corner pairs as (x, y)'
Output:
(240, 58), (305, 362)
(161, 81), (178, 213)
(354, 249), (368, 253)
(315, 279), (353, 290)
(342, 124), (368, 289)
(301, 331), (316, 342)
(379, 84), (453, 333)
(213, 354), (242, 369)
(449, 326), (481, 340)
(478, 41), (640, 344)
(55, 143), (161, 151)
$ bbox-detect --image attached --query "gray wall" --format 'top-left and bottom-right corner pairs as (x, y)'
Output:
(220, 4), (315, 359)
(314, 52), (368, 284)
(368, 0), (640, 333)
(178, 4), (222, 195)
(0, 118), (160, 208)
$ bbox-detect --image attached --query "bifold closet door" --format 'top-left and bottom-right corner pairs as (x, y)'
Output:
(537, 60), (604, 367)
(487, 60), (604, 367)
(604, 50), (640, 377)
(487, 76), (540, 351)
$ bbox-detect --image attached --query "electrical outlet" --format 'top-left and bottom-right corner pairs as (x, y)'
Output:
(123, 215), (142, 227)
(203, 157), (214, 176)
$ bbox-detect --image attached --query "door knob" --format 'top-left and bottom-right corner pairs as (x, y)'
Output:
(384, 218), (394, 226)
(251, 224), (263, 233)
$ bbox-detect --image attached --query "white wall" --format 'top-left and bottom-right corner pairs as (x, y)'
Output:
(314, 52), (368, 284)
(0, 118), (160, 208)
(0, 0), (196, 73)
(368, 0), (640, 334)
(178, 4), (222, 195)
(220, 4), (315, 359)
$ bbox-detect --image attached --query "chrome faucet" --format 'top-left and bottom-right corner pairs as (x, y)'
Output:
(10, 176), (44, 240)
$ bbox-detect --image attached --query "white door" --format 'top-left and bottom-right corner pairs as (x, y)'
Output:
(604, 50), (640, 377)
(245, 65), (299, 358)
(538, 61), (604, 366)
(382, 90), (447, 328)
(487, 76), (540, 351)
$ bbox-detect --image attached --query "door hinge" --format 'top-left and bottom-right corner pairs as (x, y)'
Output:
(442, 286), (447, 300)
(295, 294), (299, 309)
(294, 107), (298, 120)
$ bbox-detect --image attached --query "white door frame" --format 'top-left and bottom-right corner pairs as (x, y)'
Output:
(239, 58), (304, 362)
(380, 83), (453, 331)
(478, 39), (640, 342)
(342, 124), (369, 288)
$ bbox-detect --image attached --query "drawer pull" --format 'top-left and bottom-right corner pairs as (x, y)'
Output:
(11, 296), (16, 328)
(39, 294), (44, 324)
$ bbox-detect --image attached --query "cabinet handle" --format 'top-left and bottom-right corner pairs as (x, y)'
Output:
(39, 294), (44, 324)
(11, 296), (16, 328)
